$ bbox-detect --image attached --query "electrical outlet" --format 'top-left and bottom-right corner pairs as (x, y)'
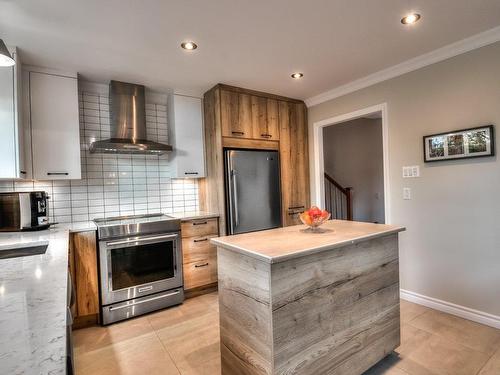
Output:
(403, 187), (411, 200)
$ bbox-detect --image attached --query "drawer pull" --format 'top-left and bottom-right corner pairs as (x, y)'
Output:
(193, 238), (208, 243)
(195, 263), (209, 268)
(288, 205), (305, 210)
(260, 134), (272, 138)
(47, 172), (69, 176)
(288, 212), (302, 216)
(184, 172), (199, 175)
(192, 221), (208, 226)
(231, 131), (244, 135)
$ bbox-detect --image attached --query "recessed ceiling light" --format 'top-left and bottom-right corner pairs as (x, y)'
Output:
(401, 13), (421, 25)
(291, 72), (304, 79)
(181, 41), (197, 50)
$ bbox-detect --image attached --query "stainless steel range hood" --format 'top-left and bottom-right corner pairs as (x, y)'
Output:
(89, 80), (172, 155)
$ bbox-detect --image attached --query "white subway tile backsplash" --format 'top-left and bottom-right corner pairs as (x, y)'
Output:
(4, 88), (198, 223)
(72, 214), (90, 222)
(88, 199), (104, 207)
(71, 200), (88, 208)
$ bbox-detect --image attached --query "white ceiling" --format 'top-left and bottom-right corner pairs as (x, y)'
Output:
(1, 0), (500, 100)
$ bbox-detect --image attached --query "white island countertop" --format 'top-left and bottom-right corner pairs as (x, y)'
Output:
(0, 225), (74, 374)
(211, 219), (405, 263)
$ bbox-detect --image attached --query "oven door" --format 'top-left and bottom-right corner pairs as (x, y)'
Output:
(99, 232), (183, 306)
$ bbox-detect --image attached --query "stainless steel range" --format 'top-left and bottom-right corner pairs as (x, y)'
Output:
(94, 213), (184, 325)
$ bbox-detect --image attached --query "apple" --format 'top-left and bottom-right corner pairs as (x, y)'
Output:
(308, 206), (323, 220)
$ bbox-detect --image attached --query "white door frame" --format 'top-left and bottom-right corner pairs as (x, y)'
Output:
(312, 103), (391, 223)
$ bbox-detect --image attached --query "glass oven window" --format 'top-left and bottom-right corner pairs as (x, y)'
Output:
(110, 241), (175, 291)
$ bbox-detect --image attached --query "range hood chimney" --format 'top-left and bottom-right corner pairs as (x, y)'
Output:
(89, 80), (172, 154)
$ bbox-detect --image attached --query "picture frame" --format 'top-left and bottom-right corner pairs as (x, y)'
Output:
(423, 125), (495, 162)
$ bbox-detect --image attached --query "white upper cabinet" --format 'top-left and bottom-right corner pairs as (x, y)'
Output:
(168, 94), (206, 178)
(28, 70), (81, 180)
(0, 48), (26, 179)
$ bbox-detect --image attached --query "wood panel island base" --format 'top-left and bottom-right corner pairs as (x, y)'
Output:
(211, 220), (406, 375)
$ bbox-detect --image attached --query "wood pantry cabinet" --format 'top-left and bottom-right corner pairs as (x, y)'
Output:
(202, 84), (309, 234)
(181, 217), (219, 296)
(279, 101), (310, 226)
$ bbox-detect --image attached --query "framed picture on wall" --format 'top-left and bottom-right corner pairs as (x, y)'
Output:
(423, 125), (494, 162)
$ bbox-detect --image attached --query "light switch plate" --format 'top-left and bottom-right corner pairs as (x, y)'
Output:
(403, 187), (411, 200)
(402, 165), (420, 178)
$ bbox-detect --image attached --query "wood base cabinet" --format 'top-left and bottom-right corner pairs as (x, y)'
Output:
(69, 231), (99, 328)
(181, 217), (219, 296)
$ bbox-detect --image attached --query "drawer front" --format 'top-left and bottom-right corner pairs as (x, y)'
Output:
(183, 254), (217, 290)
(181, 218), (218, 238)
(182, 235), (217, 264)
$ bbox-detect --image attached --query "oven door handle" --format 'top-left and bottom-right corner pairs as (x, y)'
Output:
(105, 234), (179, 248)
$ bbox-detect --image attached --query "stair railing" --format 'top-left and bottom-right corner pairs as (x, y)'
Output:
(324, 172), (353, 220)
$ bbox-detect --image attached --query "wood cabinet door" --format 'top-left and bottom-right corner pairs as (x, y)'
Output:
(221, 90), (252, 138)
(71, 231), (99, 316)
(251, 97), (279, 141)
(279, 101), (310, 226)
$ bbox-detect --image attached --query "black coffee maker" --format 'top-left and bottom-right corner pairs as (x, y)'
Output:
(0, 191), (50, 231)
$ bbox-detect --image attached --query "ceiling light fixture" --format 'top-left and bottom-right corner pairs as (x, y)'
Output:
(291, 72), (304, 79)
(0, 39), (15, 67)
(181, 41), (197, 50)
(401, 13), (421, 25)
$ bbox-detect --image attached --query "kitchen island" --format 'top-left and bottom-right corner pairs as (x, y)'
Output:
(211, 219), (405, 375)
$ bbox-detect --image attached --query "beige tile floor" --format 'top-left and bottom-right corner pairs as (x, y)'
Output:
(74, 293), (500, 375)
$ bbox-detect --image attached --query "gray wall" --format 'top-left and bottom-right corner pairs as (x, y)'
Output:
(323, 118), (384, 223)
(309, 42), (500, 317)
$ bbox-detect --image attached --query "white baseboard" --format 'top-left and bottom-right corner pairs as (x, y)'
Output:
(400, 289), (500, 329)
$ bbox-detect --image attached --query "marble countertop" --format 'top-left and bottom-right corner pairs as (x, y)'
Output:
(0, 226), (70, 374)
(211, 220), (405, 263)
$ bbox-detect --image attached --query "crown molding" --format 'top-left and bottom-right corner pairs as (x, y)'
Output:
(305, 25), (500, 107)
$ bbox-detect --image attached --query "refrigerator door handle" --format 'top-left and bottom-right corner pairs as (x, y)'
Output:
(232, 169), (239, 227)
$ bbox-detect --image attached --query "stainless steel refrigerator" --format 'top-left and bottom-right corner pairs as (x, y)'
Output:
(224, 149), (281, 235)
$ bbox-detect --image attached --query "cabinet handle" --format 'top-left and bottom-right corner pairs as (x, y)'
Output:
(184, 172), (199, 175)
(192, 221), (208, 226)
(20, 170), (27, 175)
(260, 134), (272, 138)
(47, 172), (69, 176)
(193, 238), (208, 243)
(195, 262), (209, 268)
(288, 205), (305, 210)
(231, 131), (245, 135)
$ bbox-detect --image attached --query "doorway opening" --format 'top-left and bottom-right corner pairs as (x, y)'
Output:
(312, 104), (390, 224)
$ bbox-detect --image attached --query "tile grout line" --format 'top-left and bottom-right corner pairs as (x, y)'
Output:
(406, 316), (498, 358)
(475, 344), (500, 375)
(146, 317), (183, 375)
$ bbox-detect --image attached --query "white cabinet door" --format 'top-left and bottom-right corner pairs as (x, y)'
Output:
(168, 95), (205, 178)
(29, 71), (81, 180)
(0, 50), (24, 179)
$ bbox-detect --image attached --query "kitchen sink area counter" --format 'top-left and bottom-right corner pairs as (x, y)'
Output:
(212, 219), (406, 375)
(0, 226), (73, 374)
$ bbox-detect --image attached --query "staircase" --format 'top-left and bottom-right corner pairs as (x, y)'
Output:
(324, 172), (353, 220)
